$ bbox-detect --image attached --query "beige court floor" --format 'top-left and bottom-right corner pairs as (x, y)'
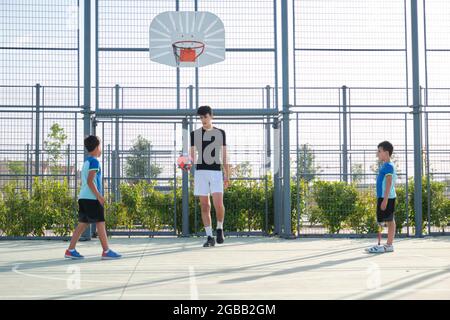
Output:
(0, 236), (449, 300)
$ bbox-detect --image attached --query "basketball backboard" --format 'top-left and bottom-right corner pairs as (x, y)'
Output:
(149, 11), (225, 68)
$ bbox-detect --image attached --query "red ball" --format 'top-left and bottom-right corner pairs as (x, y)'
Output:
(177, 155), (193, 171)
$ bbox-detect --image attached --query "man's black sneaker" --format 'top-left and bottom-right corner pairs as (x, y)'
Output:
(216, 229), (224, 244)
(203, 236), (216, 247)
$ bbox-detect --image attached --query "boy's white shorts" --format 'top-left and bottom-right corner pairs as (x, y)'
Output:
(194, 170), (224, 196)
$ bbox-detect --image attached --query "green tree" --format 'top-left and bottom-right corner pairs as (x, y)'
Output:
(231, 161), (253, 178)
(44, 123), (68, 175)
(125, 135), (162, 181)
(351, 163), (364, 184)
(295, 144), (321, 182)
(7, 161), (25, 175)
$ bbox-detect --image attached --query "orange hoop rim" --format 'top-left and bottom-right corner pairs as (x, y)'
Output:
(172, 40), (205, 63)
(172, 40), (205, 50)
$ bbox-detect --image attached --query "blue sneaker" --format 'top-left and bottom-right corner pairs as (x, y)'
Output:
(65, 249), (84, 260)
(101, 249), (122, 260)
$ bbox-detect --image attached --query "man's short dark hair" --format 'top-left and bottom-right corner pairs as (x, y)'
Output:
(84, 135), (100, 153)
(378, 141), (394, 156)
(197, 105), (213, 117)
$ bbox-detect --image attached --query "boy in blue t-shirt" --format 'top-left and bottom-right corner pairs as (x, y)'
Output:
(65, 136), (121, 260)
(367, 141), (397, 253)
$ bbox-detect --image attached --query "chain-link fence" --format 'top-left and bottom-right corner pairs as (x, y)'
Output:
(1, 1), (449, 239)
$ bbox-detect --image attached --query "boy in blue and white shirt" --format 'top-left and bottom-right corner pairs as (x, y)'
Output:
(367, 141), (397, 253)
(65, 135), (121, 260)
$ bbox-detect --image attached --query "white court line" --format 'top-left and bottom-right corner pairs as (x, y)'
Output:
(11, 264), (125, 284)
(1, 287), (450, 299)
(189, 266), (199, 300)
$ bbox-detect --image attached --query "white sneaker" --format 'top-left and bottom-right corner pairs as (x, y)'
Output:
(366, 245), (383, 253)
(365, 244), (394, 253)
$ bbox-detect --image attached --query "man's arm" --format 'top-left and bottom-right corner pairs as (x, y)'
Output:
(222, 146), (230, 188)
(222, 146), (230, 177)
(221, 130), (229, 177)
(189, 130), (196, 171)
(190, 146), (196, 168)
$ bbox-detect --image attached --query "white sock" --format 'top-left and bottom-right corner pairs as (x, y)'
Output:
(69, 249), (75, 253)
(104, 249), (110, 253)
(217, 221), (223, 229)
(205, 226), (213, 237)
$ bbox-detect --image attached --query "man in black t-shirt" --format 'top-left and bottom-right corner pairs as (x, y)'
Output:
(190, 106), (230, 247)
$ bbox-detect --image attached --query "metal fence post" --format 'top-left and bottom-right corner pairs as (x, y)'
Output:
(182, 117), (190, 237)
(273, 118), (281, 235)
(411, 0), (423, 237)
(107, 143), (111, 196)
(67, 144), (71, 185)
(302, 142), (308, 234)
(404, 113), (410, 236)
(296, 113), (300, 237)
(265, 85), (272, 174)
(111, 149), (117, 200)
(265, 175), (269, 235)
(342, 85), (348, 184)
(113, 84), (120, 201)
(173, 123), (178, 236)
(193, 79), (198, 238)
(422, 83), (431, 235)
(423, 0), (432, 232)
(26, 144), (30, 192)
(81, 0), (92, 240)
(183, 85), (195, 236)
(74, 113), (78, 197)
(425, 111), (431, 235)
(35, 84), (41, 178)
(363, 150), (366, 186)
(91, 119), (98, 238)
(265, 85), (272, 235)
(281, 0), (292, 238)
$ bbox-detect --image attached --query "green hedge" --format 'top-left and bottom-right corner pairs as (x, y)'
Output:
(308, 177), (450, 234)
(107, 177), (272, 234)
(0, 176), (449, 236)
(0, 179), (76, 237)
(403, 176), (450, 233)
(312, 181), (358, 233)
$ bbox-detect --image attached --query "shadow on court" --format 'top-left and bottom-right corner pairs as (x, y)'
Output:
(0, 237), (449, 300)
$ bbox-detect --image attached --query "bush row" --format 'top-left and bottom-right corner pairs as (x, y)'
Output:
(1, 177), (449, 236)
(0, 179), (76, 236)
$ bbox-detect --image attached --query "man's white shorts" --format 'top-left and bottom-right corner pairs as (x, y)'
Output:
(194, 170), (224, 196)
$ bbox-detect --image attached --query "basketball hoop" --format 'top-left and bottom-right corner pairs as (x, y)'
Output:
(149, 12), (224, 68)
(172, 40), (205, 65)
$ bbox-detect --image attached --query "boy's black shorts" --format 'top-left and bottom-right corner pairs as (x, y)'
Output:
(78, 199), (105, 223)
(376, 198), (395, 223)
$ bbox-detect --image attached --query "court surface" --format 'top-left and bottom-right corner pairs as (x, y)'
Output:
(0, 236), (449, 300)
